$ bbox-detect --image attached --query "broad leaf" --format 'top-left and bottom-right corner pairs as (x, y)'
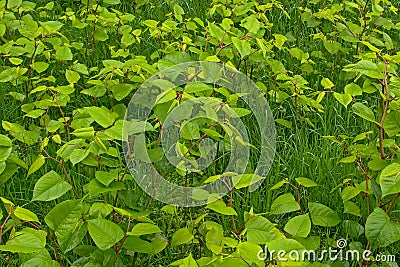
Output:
(0, 228), (46, 253)
(379, 163), (400, 197)
(171, 228), (194, 247)
(86, 106), (118, 128)
(365, 208), (400, 248)
(284, 213), (311, 238)
(352, 60), (385, 79)
(32, 171), (71, 201)
(87, 218), (125, 250)
(352, 103), (377, 123)
(384, 111), (400, 137)
(123, 236), (153, 253)
(45, 200), (82, 234)
(246, 216), (285, 244)
(206, 199), (237, 215)
(308, 202), (341, 227)
(270, 193), (300, 214)
(27, 154), (45, 177)
(231, 37), (251, 58)
(127, 223), (162, 236)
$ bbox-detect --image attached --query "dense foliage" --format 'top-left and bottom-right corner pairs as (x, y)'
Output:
(0, 0), (399, 266)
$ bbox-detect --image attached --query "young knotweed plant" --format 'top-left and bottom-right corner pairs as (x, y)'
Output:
(327, 36), (400, 265)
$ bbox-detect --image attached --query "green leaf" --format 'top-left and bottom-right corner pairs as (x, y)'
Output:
(66, 70), (80, 84)
(270, 193), (300, 214)
(58, 221), (87, 253)
(94, 27), (108, 41)
(71, 127), (95, 138)
(231, 108), (251, 117)
(201, 62), (223, 83)
(333, 93), (352, 108)
(173, 4), (185, 15)
(9, 91), (25, 102)
(365, 208), (400, 248)
(206, 199), (237, 215)
(9, 58), (23, 65)
(151, 79), (176, 91)
(13, 206), (39, 222)
(379, 163), (400, 197)
(323, 40), (342, 54)
(241, 15), (260, 33)
(343, 201), (361, 217)
(180, 122), (200, 140)
(352, 103), (377, 123)
(123, 236), (153, 253)
(352, 60), (385, 79)
(32, 171), (71, 201)
(110, 83), (134, 101)
(7, 0), (22, 9)
(341, 186), (361, 202)
(270, 180), (287, 190)
(21, 254), (60, 267)
(0, 68), (15, 83)
(0, 134), (12, 162)
(246, 216), (285, 244)
(340, 154), (357, 163)
(40, 21), (64, 32)
(284, 213), (311, 238)
(344, 83), (362, 96)
(0, 164), (18, 186)
(0, 228), (46, 253)
(295, 177), (318, 187)
(361, 41), (380, 52)
(86, 106), (118, 128)
(184, 82), (212, 93)
(104, 0), (121, 4)
(266, 239), (306, 264)
(0, 162), (5, 175)
(88, 180), (125, 197)
(69, 149), (89, 165)
(232, 174), (263, 189)
(87, 218), (125, 250)
(171, 228), (194, 247)
(202, 129), (223, 140)
(45, 200), (82, 233)
(55, 46), (73, 61)
(384, 111), (400, 137)
(0, 24), (5, 37)
(308, 202), (341, 227)
(81, 86), (106, 97)
(72, 63), (89, 75)
(127, 223), (162, 236)
(237, 242), (263, 265)
(27, 154), (45, 177)
(155, 89), (176, 105)
(275, 119), (292, 129)
(95, 170), (118, 187)
(170, 253), (198, 267)
(273, 34), (287, 49)
(231, 37), (251, 58)
(151, 237), (168, 255)
(208, 22), (224, 41)
(24, 109), (45, 119)
(203, 174), (222, 184)
(321, 78), (334, 89)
